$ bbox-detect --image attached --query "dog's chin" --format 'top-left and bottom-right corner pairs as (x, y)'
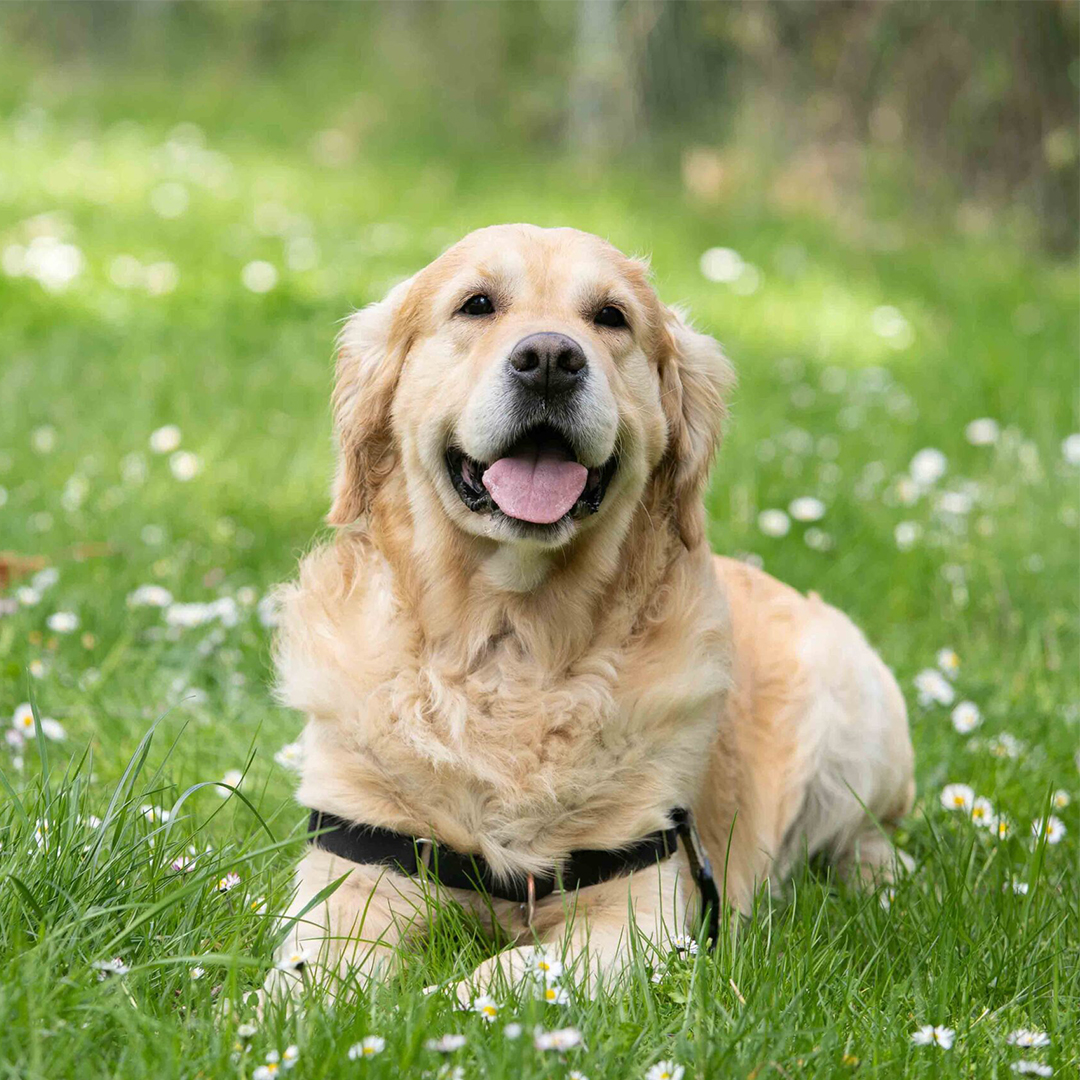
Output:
(442, 422), (618, 547)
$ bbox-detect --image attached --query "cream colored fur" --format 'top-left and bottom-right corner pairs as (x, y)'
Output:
(265, 225), (914, 1002)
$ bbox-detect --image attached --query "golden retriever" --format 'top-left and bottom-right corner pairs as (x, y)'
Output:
(266, 224), (914, 1000)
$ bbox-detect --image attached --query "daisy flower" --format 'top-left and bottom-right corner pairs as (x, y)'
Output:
(970, 796), (995, 828)
(169, 450), (201, 481)
(12, 703), (65, 741)
(149, 425), (181, 454)
(645, 1062), (685, 1080)
(936, 648), (960, 676)
(1031, 816), (1066, 845)
(915, 668), (955, 707)
(1008, 1030), (1050, 1048)
(569, 1072), (590, 1080)
(275, 946), (310, 973)
(993, 817), (1013, 841)
(140, 804), (172, 825)
(92, 957), (130, 980)
(1051, 790), (1070, 810)
(435, 1067), (464, 1080)
(910, 448), (947, 487)
(503, 1023), (522, 1040)
(911, 1025), (954, 1049)
(220, 769), (243, 794)
(127, 584), (174, 608)
(789, 496), (825, 522)
(940, 783), (975, 813)
(46, 611), (78, 633)
(171, 855), (195, 874)
(951, 701), (982, 734)
(670, 933), (699, 956)
(757, 509), (791, 537)
(533, 1026), (583, 1051)
(527, 949), (563, 981)
(190, 966), (205, 980)
(216, 872), (241, 893)
(965, 418), (1000, 446)
(1011, 1062), (1052, 1076)
(1008, 877), (1029, 895)
(538, 983), (570, 1005)
(471, 994), (499, 1022)
(274, 740), (304, 770)
(424, 1034), (466, 1053)
(347, 1036), (385, 1059)
(282, 1046), (299, 1069)
(237, 1021), (259, 1040)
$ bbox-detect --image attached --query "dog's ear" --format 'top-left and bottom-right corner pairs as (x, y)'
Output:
(656, 307), (735, 548)
(328, 276), (416, 526)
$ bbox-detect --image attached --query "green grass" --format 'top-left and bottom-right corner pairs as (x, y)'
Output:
(0, 48), (1078, 1080)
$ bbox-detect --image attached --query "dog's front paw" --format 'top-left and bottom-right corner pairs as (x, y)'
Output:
(453, 945), (548, 1007)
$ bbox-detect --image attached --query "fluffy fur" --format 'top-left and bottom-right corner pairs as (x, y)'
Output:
(267, 225), (914, 998)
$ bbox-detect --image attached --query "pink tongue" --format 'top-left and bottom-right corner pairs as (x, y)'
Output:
(483, 448), (588, 524)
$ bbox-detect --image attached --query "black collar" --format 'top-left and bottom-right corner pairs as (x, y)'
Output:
(306, 807), (721, 943)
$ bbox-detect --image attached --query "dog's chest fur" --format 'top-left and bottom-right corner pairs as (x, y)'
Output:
(279, 542), (730, 873)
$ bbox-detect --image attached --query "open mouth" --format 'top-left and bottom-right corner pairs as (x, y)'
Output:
(446, 423), (617, 527)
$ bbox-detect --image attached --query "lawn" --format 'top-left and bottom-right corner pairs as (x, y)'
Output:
(0, 45), (1077, 1080)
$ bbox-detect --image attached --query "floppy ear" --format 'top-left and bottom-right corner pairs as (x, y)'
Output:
(656, 307), (736, 548)
(327, 276), (416, 526)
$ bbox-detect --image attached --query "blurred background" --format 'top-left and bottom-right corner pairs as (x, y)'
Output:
(0, 2), (1076, 765)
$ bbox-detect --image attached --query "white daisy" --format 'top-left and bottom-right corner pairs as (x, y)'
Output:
(471, 994), (499, 1022)
(915, 668), (955, 707)
(347, 1036), (385, 1059)
(169, 450), (201, 482)
(237, 1021), (259, 1040)
(92, 957), (130, 980)
(424, 1034), (466, 1053)
(242, 260), (279, 293)
(1051, 789), (1070, 810)
(951, 701), (982, 734)
(282, 1046), (299, 1069)
(220, 769), (244, 794)
(569, 1072), (590, 1080)
(670, 933), (699, 956)
(1007, 1030), (1050, 1048)
(1031, 816), (1066, 845)
(1011, 1062), (1052, 1077)
(757, 509), (791, 537)
(994, 817), (1013, 841)
(909, 448), (947, 487)
(127, 585), (173, 608)
(1008, 877), (1029, 895)
(965, 418), (1000, 446)
(275, 946), (309, 973)
(936, 648), (960, 677)
(940, 783), (975, 812)
(538, 983), (569, 1005)
(274, 741), (304, 771)
(533, 1026), (583, 1051)
(503, 1023), (522, 1040)
(645, 1062), (686, 1080)
(216, 872), (241, 893)
(910, 1025), (954, 1049)
(970, 797), (995, 828)
(149, 425), (182, 454)
(1062, 433), (1080, 466)
(527, 949), (563, 981)
(190, 966), (206, 980)
(45, 610), (78, 634)
(39, 718), (65, 740)
(788, 496), (826, 522)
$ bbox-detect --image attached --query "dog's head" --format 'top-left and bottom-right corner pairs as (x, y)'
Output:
(329, 224), (733, 553)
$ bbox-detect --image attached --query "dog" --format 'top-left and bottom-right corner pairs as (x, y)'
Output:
(266, 224), (914, 1001)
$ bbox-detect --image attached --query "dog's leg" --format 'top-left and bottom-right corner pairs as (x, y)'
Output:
(453, 858), (695, 1004)
(263, 848), (429, 1005)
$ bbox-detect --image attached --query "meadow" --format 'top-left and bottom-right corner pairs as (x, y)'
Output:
(0, 45), (1077, 1080)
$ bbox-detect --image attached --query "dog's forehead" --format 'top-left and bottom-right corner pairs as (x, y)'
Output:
(428, 225), (647, 301)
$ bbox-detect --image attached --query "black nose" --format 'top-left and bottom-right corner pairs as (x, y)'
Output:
(508, 332), (587, 397)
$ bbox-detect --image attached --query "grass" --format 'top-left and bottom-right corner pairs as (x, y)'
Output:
(0, 42), (1078, 1080)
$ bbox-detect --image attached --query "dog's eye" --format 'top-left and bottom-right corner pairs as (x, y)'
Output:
(460, 294), (495, 316)
(594, 305), (627, 329)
